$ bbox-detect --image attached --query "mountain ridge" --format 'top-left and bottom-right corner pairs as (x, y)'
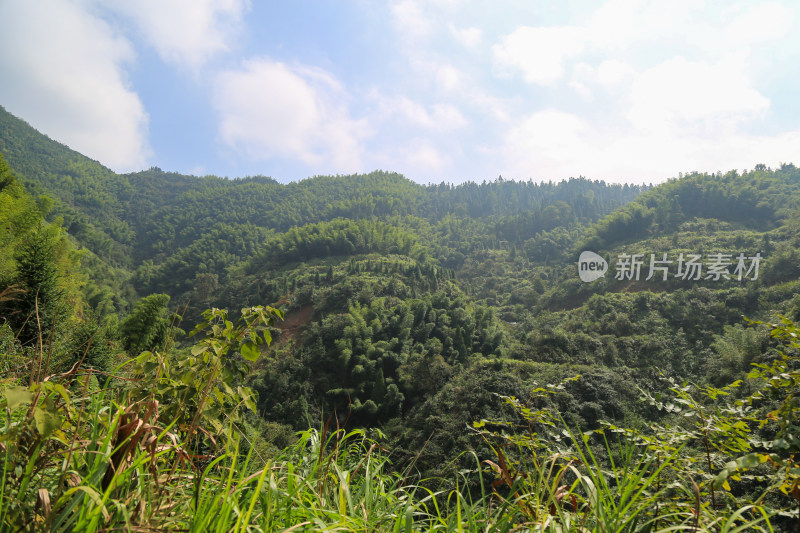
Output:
(3, 101), (800, 527)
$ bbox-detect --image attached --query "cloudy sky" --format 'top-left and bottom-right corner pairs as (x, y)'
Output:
(0, 0), (798, 184)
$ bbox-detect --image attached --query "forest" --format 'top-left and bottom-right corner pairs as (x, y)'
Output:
(2, 103), (800, 531)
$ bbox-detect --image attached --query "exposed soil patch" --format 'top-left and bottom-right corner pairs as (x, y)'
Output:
(274, 304), (314, 345)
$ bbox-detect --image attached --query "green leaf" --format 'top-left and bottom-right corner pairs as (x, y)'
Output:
(208, 417), (223, 433)
(34, 405), (62, 437)
(3, 386), (33, 411)
(191, 343), (208, 356)
(136, 351), (153, 364)
(243, 395), (256, 412)
(713, 453), (765, 489)
(188, 321), (209, 337)
(180, 370), (197, 385)
(241, 341), (259, 361)
(49, 383), (71, 403)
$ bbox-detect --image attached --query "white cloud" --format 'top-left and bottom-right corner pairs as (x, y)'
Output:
(493, 0), (705, 87)
(500, 106), (800, 184)
(448, 23), (482, 47)
(467, 90), (512, 123)
(105, 0), (247, 70)
(628, 56), (770, 134)
(595, 59), (636, 87)
(725, 130), (800, 170)
(402, 139), (449, 175)
(214, 59), (367, 171)
(375, 96), (427, 126)
(493, 26), (585, 85)
(435, 64), (464, 92)
(370, 92), (468, 132)
(568, 65), (594, 100)
(0, 0), (150, 171)
(429, 104), (468, 130)
(370, 138), (451, 179)
(502, 110), (593, 178)
(570, 59), (637, 99)
(586, 0), (702, 49)
(486, 1), (799, 183)
(391, 0), (432, 41)
(724, 2), (793, 46)
(405, 58), (470, 95)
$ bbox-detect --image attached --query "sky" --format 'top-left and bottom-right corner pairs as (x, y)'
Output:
(0, 0), (799, 185)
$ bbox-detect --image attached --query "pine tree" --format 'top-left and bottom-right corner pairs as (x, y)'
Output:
(119, 293), (174, 355)
(13, 226), (63, 345)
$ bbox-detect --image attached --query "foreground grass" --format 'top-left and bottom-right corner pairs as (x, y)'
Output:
(1, 309), (796, 531)
(0, 376), (780, 532)
(0, 404), (779, 531)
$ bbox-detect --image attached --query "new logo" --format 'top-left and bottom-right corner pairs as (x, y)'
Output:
(578, 251), (608, 282)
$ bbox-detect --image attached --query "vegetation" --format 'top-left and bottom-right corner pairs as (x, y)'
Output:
(2, 105), (800, 530)
(3, 305), (800, 530)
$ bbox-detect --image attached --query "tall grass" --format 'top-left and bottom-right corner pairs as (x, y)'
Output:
(0, 309), (788, 531)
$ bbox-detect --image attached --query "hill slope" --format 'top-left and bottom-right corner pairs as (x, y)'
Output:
(3, 103), (800, 484)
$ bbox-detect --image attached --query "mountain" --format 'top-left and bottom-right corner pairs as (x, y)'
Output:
(2, 103), (800, 483)
(0, 104), (643, 312)
(5, 104), (800, 529)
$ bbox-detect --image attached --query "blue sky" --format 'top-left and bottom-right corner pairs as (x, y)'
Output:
(1, 0), (799, 185)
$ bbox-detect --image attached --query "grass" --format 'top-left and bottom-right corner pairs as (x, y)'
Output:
(0, 369), (783, 532)
(0, 310), (791, 531)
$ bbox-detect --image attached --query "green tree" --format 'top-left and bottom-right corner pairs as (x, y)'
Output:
(119, 293), (177, 355)
(0, 153), (16, 191)
(12, 225), (64, 346)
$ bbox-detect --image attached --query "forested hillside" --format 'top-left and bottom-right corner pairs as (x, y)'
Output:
(3, 104), (800, 530)
(0, 104), (643, 315)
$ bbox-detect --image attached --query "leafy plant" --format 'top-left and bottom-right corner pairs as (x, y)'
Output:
(127, 305), (283, 448)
